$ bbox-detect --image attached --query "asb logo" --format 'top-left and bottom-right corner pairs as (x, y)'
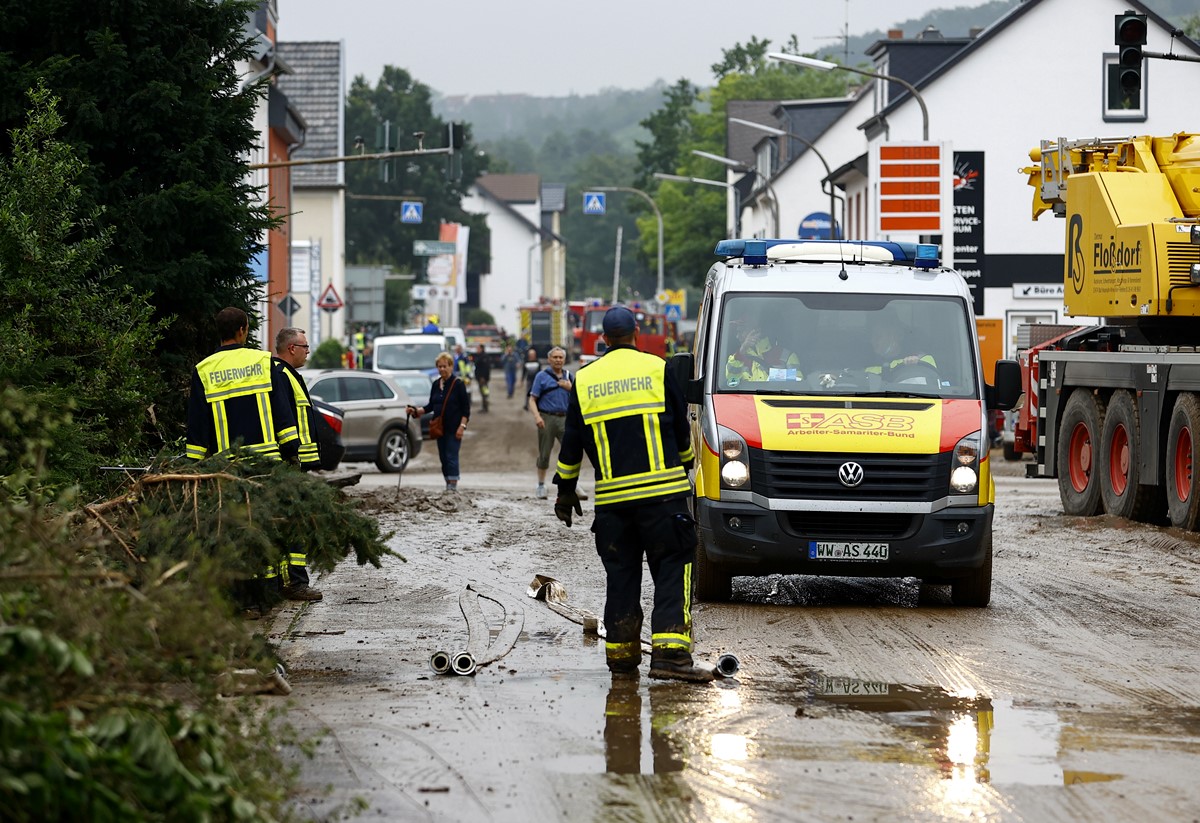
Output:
(785, 412), (915, 432)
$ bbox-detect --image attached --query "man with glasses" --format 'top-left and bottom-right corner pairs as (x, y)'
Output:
(271, 327), (323, 601)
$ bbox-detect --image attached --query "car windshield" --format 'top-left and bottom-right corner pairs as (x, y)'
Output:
(374, 342), (443, 371)
(715, 293), (978, 399)
(389, 373), (432, 399)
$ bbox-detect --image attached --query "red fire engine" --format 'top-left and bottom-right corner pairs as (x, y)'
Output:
(578, 303), (675, 363)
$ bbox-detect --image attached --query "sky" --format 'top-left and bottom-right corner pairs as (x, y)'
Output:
(281, 0), (963, 97)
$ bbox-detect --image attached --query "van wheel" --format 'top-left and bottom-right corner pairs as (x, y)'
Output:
(375, 428), (410, 473)
(693, 540), (732, 603)
(1056, 389), (1105, 516)
(950, 530), (992, 607)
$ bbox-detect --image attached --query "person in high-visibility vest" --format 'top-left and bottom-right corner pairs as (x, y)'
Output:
(353, 326), (367, 369)
(185, 307), (298, 604)
(272, 326), (324, 602)
(186, 307), (298, 463)
(551, 306), (709, 683)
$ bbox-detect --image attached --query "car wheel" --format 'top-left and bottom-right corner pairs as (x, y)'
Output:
(1056, 388), (1105, 516)
(375, 427), (410, 473)
(693, 539), (733, 603)
(950, 529), (992, 607)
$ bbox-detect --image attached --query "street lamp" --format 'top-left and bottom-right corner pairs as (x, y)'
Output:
(691, 150), (780, 237)
(653, 172), (742, 237)
(728, 117), (840, 240)
(590, 186), (664, 296)
(767, 52), (929, 141)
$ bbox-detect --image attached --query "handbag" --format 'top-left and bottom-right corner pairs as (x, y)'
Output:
(429, 376), (454, 438)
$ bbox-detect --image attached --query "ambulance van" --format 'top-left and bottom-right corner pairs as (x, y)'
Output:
(672, 239), (1020, 607)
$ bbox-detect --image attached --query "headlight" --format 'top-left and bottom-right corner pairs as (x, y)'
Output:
(950, 430), (982, 494)
(721, 461), (749, 487)
(717, 425), (750, 490)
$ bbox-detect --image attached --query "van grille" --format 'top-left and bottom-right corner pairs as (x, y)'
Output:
(784, 512), (916, 539)
(749, 449), (949, 502)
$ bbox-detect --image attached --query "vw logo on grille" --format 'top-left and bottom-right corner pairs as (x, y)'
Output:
(838, 461), (865, 487)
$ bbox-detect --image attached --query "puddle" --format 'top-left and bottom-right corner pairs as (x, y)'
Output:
(586, 670), (1122, 788)
(808, 675), (1122, 787)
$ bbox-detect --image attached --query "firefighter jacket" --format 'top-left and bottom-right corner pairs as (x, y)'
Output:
(273, 357), (321, 470)
(185, 345), (298, 461)
(554, 345), (694, 508)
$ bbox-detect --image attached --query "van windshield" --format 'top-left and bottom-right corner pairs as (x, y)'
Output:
(374, 341), (443, 371)
(715, 293), (978, 399)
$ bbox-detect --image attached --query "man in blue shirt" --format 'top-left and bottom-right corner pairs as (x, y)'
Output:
(528, 346), (571, 499)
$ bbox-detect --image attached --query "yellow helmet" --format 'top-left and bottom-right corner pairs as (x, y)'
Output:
(429, 314), (439, 324)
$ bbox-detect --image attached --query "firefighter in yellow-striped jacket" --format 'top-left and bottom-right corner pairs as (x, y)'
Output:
(271, 326), (324, 602)
(552, 306), (710, 683)
(186, 307), (298, 462)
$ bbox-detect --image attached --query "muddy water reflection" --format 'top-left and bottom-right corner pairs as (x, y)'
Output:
(601, 671), (1121, 791)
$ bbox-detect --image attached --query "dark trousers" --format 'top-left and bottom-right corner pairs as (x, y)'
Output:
(437, 434), (462, 481)
(593, 498), (696, 668)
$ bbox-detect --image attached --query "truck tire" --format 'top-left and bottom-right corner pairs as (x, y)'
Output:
(1056, 389), (1105, 516)
(1002, 441), (1019, 461)
(1166, 393), (1200, 530)
(1100, 390), (1161, 521)
(374, 427), (410, 473)
(950, 529), (992, 607)
(693, 540), (732, 603)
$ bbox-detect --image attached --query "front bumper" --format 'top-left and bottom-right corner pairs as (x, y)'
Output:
(695, 498), (992, 582)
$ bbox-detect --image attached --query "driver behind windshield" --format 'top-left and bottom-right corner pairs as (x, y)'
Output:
(865, 323), (936, 375)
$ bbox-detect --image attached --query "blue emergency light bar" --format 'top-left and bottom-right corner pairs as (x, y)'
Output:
(713, 239), (941, 269)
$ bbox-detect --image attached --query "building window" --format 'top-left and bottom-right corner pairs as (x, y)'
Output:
(1102, 53), (1146, 122)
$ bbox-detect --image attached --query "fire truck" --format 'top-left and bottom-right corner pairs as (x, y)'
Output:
(578, 303), (675, 363)
(1013, 133), (1200, 528)
(518, 299), (570, 360)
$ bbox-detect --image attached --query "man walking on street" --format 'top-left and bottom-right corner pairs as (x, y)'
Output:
(551, 307), (709, 682)
(501, 343), (519, 399)
(529, 346), (571, 499)
(271, 327), (324, 602)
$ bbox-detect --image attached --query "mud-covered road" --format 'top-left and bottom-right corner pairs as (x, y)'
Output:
(271, 386), (1200, 822)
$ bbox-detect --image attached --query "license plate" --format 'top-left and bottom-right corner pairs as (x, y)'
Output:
(816, 676), (890, 696)
(808, 541), (889, 561)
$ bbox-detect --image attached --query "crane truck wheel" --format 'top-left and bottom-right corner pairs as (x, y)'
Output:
(1100, 390), (1164, 522)
(1166, 393), (1200, 530)
(1056, 389), (1105, 516)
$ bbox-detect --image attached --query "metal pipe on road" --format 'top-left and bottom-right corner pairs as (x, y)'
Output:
(429, 650), (452, 675)
(451, 651), (477, 676)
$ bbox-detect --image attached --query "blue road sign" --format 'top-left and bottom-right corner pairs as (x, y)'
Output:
(401, 201), (424, 224)
(664, 304), (682, 321)
(582, 192), (606, 215)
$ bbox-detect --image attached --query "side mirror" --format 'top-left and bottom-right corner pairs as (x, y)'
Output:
(987, 359), (1022, 410)
(668, 352), (701, 404)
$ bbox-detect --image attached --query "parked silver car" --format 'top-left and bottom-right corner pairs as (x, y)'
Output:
(384, 370), (436, 439)
(302, 369), (422, 472)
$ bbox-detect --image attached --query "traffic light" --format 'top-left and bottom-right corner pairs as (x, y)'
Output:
(447, 122), (465, 150)
(1114, 11), (1147, 93)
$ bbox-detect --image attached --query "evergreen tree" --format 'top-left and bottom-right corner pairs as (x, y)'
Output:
(0, 0), (274, 442)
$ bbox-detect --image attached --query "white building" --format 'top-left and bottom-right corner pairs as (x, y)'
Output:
(463, 174), (566, 333)
(729, 0), (1200, 360)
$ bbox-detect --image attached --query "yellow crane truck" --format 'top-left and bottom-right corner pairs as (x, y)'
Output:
(1015, 133), (1200, 527)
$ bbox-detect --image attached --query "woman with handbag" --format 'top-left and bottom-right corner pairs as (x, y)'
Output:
(406, 351), (471, 491)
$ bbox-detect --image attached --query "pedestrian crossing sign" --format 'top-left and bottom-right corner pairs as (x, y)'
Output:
(582, 192), (606, 215)
(665, 304), (682, 321)
(401, 201), (424, 224)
